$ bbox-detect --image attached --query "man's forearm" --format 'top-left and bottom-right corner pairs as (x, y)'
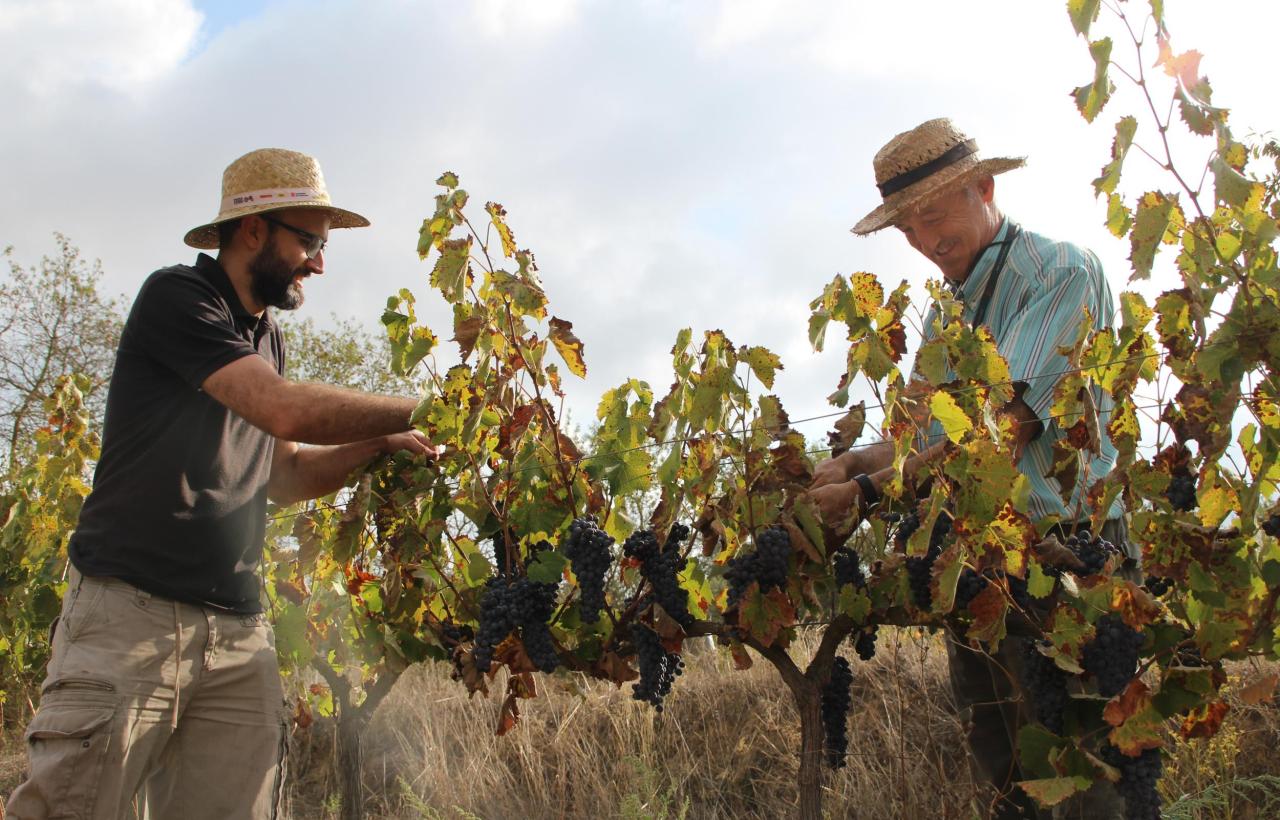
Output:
(839, 440), (896, 479)
(277, 383), (417, 445)
(268, 439), (386, 505)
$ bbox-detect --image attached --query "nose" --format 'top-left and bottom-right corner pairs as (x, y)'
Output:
(306, 248), (324, 275)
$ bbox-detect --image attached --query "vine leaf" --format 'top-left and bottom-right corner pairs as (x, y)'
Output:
(1128, 192), (1182, 280)
(431, 237), (473, 303)
(1018, 777), (1092, 808)
(1066, 0), (1101, 37)
(1239, 673), (1279, 705)
(548, 317), (588, 378)
(740, 345), (782, 389)
(485, 201), (518, 258)
(1093, 116), (1137, 197)
(1072, 38), (1115, 123)
(1179, 701), (1229, 740)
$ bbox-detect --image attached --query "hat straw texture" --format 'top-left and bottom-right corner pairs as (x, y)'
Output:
(851, 118), (1024, 235)
(184, 148), (370, 249)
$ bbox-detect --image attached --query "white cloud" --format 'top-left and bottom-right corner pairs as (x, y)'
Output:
(0, 0), (1274, 434)
(470, 0), (582, 38)
(0, 0), (202, 97)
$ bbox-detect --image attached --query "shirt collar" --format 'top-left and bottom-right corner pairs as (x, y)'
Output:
(194, 253), (272, 332)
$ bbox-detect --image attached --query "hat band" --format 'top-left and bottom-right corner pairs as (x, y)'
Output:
(221, 187), (328, 212)
(877, 139), (978, 198)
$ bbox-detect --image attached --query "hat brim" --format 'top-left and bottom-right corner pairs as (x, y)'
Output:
(851, 156), (1026, 236)
(183, 202), (371, 249)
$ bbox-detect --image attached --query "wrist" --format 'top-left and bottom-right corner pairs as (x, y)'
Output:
(852, 473), (881, 512)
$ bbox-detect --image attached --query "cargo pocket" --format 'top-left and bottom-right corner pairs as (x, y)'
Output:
(24, 678), (118, 819)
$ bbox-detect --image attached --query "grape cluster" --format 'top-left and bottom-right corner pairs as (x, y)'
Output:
(852, 625), (878, 661)
(1063, 530), (1120, 577)
(630, 623), (683, 711)
(623, 524), (694, 627)
(955, 568), (988, 611)
(440, 622), (474, 646)
(1020, 640), (1068, 735)
(901, 513), (952, 610)
(833, 547), (866, 588)
(1144, 575), (1173, 597)
(955, 568), (1033, 616)
(725, 526), (792, 606)
(1081, 613), (1145, 698)
(821, 657), (853, 769)
(473, 576), (561, 673)
(563, 517), (615, 624)
(1099, 744), (1163, 820)
(1165, 472), (1197, 512)
(1262, 513), (1280, 537)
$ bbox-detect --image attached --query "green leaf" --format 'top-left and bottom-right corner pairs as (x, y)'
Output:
(930, 391), (972, 443)
(436, 171), (459, 188)
(527, 550), (567, 584)
(1019, 777), (1092, 808)
(741, 346), (783, 389)
(1128, 192), (1181, 280)
(1210, 154), (1258, 208)
(431, 237), (472, 303)
(1067, 0), (1101, 37)
(1176, 85), (1216, 136)
(1072, 38), (1115, 123)
(1093, 116), (1138, 196)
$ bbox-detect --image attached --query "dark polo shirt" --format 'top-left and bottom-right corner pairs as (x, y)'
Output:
(69, 253), (284, 613)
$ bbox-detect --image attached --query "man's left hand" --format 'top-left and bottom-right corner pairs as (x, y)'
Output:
(382, 430), (444, 459)
(810, 480), (862, 526)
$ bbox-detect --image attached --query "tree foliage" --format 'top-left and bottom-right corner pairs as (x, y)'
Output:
(0, 235), (123, 473)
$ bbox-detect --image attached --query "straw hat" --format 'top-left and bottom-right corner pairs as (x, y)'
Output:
(183, 148), (370, 249)
(851, 118), (1025, 235)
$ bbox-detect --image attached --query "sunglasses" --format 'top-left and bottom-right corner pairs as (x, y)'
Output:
(260, 214), (327, 259)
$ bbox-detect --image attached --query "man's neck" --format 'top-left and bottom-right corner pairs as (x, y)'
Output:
(215, 252), (267, 317)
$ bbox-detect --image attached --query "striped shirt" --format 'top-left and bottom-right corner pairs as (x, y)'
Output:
(914, 217), (1123, 523)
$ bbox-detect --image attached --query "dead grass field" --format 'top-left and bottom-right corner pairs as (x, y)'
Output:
(4, 627), (1279, 819)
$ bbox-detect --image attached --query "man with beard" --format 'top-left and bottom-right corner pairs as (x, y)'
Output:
(6, 149), (434, 820)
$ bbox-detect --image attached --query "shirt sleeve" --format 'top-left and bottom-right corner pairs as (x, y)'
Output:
(124, 270), (259, 389)
(1000, 264), (1108, 424)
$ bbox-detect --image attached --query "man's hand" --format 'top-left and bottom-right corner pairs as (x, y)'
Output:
(811, 452), (854, 489)
(810, 480), (862, 526)
(380, 430), (443, 458)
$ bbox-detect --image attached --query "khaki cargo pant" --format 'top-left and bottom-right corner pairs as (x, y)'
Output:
(948, 517), (1137, 820)
(5, 567), (289, 820)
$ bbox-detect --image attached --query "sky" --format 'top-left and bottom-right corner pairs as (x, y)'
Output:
(1, 0), (1276, 442)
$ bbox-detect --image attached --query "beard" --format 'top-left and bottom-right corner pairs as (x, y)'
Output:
(248, 241), (306, 311)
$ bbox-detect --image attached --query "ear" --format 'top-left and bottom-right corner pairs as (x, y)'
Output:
(975, 174), (996, 203)
(240, 214), (272, 252)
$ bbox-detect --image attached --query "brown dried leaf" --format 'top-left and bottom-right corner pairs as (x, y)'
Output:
(1239, 673), (1279, 706)
(1104, 678), (1152, 727)
(1033, 535), (1086, 572)
(1180, 701), (1229, 739)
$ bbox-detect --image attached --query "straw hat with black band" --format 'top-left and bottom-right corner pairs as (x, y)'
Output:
(851, 118), (1025, 236)
(184, 148), (370, 249)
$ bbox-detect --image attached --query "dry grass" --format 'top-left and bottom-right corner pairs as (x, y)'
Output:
(6, 629), (1280, 819)
(346, 628), (984, 820)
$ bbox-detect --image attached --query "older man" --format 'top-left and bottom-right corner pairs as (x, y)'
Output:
(7, 148), (435, 820)
(811, 119), (1132, 819)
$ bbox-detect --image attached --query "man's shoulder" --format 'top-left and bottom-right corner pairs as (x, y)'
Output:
(134, 263), (226, 312)
(1012, 225), (1105, 282)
